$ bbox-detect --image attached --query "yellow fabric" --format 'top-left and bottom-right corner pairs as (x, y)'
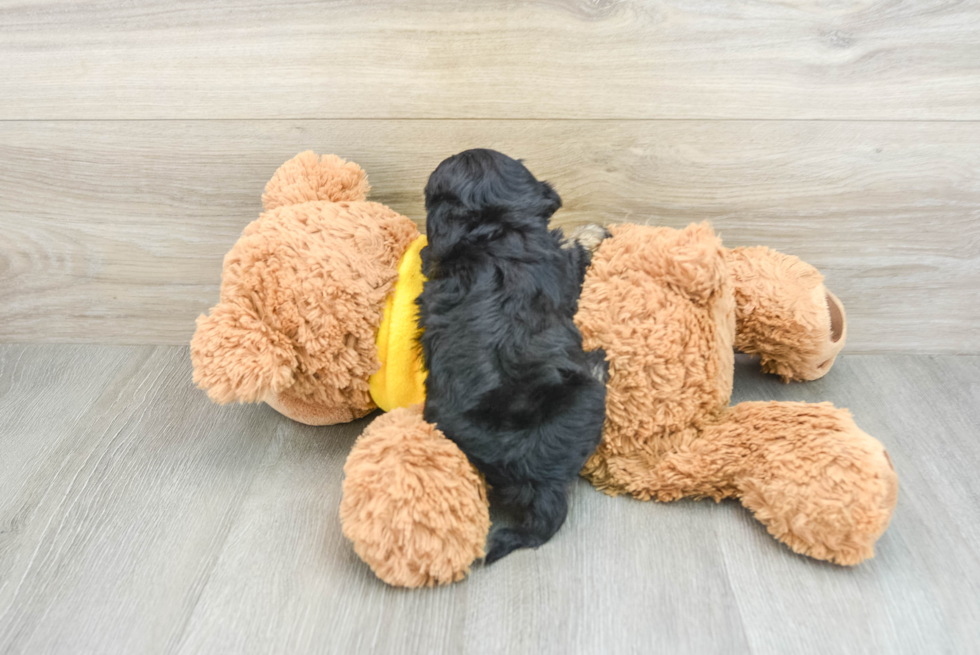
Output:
(369, 235), (428, 412)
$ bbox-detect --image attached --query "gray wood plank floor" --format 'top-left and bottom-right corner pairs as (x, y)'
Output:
(0, 347), (977, 654)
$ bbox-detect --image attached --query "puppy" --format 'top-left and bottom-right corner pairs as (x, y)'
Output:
(417, 149), (608, 564)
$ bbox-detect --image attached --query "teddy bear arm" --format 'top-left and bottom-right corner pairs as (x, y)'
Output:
(340, 406), (491, 587)
(694, 401), (898, 565)
(190, 298), (297, 405)
(725, 247), (847, 381)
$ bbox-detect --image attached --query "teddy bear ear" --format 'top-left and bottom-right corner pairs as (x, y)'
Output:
(190, 299), (297, 404)
(261, 151), (370, 211)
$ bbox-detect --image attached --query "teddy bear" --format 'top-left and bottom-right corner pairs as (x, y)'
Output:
(191, 151), (898, 588)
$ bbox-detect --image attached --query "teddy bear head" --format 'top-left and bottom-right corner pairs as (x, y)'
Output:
(191, 152), (419, 425)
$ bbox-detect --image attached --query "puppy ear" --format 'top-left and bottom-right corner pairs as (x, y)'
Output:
(419, 243), (437, 278)
(423, 200), (456, 247)
(422, 201), (464, 266)
(424, 201), (504, 267)
(537, 181), (562, 219)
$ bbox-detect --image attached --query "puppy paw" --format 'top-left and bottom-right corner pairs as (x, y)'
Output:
(562, 224), (611, 254)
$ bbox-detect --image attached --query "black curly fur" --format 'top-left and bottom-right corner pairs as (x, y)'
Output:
(418, 149), (607, 564)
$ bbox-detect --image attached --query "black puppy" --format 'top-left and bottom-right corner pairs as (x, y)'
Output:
(418, 149), (608, 564)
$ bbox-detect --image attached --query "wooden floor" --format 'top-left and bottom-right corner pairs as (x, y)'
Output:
(0, 347), (977, 655)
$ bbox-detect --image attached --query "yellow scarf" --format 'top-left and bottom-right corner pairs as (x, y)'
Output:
(369, 235), (428, 412)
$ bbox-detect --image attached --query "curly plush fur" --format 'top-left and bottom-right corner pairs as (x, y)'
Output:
(725, 247), (847, 381)
(418, 150), (608, 564)
(191, 152), (418, 424)
(577, 223), (896, 565)
(339, 405), (491, 587)
(192, 152), (897, 587)
(342, 220), (895, 585)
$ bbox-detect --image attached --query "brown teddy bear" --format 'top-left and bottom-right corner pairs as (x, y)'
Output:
(191, 152), (898, 588)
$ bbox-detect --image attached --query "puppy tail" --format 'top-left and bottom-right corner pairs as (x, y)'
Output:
(484, 528), (536, 565)
(484, 483), (569, 565)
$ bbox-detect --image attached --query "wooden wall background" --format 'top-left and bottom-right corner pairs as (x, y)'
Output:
(1, 0), (978, 352)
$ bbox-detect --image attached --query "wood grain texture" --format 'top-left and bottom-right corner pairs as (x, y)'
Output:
(1, 120), (977, 351)
(1, 0), (980, 120)
(0, 346), (282, 654)
(0, 347), (977, 654)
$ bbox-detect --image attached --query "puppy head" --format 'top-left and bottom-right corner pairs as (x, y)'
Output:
(423, 149), (561, 267)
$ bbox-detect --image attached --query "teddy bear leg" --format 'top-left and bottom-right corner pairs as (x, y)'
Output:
(339, 406), (491, 587)
(702, 401), (898, 565)
(725, 246), (847, 381)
